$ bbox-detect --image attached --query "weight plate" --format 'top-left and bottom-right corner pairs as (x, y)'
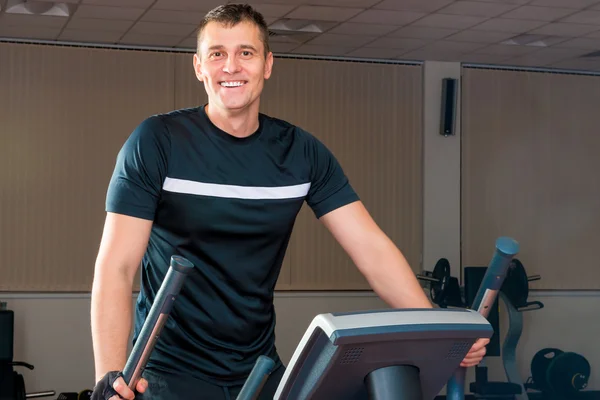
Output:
(531, 348), (563, 395)
(501, 258), (529, 307)
(431, 258), (451, 306)
(547, 352), (591, 398)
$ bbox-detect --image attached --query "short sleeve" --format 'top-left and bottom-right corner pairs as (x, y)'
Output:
(105, 116), (171, 221)
(305, 134), (359, 218)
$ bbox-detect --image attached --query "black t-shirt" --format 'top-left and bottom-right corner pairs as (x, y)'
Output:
(105, 105), (359, 385)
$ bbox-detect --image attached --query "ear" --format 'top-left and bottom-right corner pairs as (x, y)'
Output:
(193, 53), (204, 82)
(264, 51), (274, 80)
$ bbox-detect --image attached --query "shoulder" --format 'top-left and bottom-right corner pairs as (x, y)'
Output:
(259, 112), (322, 146)
(131, 107), (202, 140)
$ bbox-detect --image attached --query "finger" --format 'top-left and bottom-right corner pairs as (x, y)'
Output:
(136, 377), (148, 393)
(470, 338), (490, 351)
(464, 348), (487, 360)
(113, 377), (135, 400)
(460, 360), (481, 368)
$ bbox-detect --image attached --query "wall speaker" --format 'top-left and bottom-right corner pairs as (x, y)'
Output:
(440, 78), (458, 136)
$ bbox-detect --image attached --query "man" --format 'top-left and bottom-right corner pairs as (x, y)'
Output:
(91, 4), (488, 400)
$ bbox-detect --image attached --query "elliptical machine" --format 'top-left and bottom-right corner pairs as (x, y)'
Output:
(420, 258), (543, 400)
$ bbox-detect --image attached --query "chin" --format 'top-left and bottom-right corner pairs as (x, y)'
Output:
(220, 98), (256, 111)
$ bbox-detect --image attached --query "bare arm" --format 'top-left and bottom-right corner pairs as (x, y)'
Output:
(320, 201), (432, 309)
(91, 212), (153, 382)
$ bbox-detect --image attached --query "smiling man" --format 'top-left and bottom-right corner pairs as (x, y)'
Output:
(90, 4), (488, 400)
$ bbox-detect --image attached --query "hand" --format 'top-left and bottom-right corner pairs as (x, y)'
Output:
(91, 371), (148, 400)
(460, 338), (490, 368)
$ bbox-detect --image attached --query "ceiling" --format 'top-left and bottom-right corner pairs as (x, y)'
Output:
(3, 0), (600, 72)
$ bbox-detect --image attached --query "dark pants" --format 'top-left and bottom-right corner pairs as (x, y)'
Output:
(137, 365), (285, 400)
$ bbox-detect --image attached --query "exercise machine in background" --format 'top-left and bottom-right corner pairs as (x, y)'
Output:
(0, 303), (56, 400)
(420, 258), (598, 400)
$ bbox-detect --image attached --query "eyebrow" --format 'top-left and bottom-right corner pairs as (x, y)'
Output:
(207, 44), (259, 52)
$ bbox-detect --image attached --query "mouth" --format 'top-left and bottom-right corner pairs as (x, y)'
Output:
(219, 80), (248, 88)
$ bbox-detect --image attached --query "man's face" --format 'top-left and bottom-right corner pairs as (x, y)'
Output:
(193, 20), (273, 113)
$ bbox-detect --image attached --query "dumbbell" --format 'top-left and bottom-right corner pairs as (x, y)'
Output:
(529, 348), (590, 399)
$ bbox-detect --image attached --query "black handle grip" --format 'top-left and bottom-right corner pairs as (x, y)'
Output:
(122, 255), (194, 389)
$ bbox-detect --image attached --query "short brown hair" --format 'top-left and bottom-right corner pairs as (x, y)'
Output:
(196, 3), (270, 56)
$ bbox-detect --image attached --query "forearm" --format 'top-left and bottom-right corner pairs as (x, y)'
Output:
(91, 270), (134, 382)
(357, 235), (433, 309)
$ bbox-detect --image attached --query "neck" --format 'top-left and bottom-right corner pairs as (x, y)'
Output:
(205, 102), (260, 138)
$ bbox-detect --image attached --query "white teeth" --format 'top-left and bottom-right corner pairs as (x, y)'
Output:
(221, 81), (245, 87)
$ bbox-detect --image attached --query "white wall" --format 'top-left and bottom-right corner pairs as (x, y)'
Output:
(2, 60), (599, 397)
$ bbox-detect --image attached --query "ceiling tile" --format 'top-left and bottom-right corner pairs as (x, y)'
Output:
(176, 36), (197, 49)
(348, 9), (426, 25)
(59, 29), (122, 43)
(411, 13), (489, 29)
(470, 0), (529, 4)
(129, 22), (198, 36)
(301, 0), (381, 6)
(501, 34), (570, 46)
(242, 0), (313, 4)
(269, 32), (318, 44)
(306, 33), (376, 47)
(505, 47), (591, 66)
(473, 43), (539, 56)
(292, 44), (356, 56)
(366, 37), (429, 49)
(445, 30), (516, 43)
(152, 0), (224, 12)
(141, 10), (206, 25)
(285, 6), (364, 22)
(120, 33), (185, 47)
(470, 18), (548, 33)
(388, 26), (458, 39)
(0, 25), (60, 39)
(66, 18), (133, 32)
(0, 14), (67, 28)
(419, 40), (487, 53)
(268, 42), (299, 53)
(81, 0), (154, 6)
(554, 36), (600, 48)
(560, 10), (600, 24)
(73, 5), (146, 20)
(373, 0), (455, 13)
(499, 6), (577, 21)
(437, 1), (521, 17)
(549, 58), (600, 71)
(345, 47), (403, 59)
(461, 53), (513, 64)
(268, 19), (338, 34)
(529, 0), (600, 8)
(245, 3), (297, 18)
(328, 22), (400, 36)
(399, 48), (466, 62)
(530, 22), (600, 36)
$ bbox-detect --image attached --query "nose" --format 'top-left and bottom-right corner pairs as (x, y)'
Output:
(223, 54), (241, 74)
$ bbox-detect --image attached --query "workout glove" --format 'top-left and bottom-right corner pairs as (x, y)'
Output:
(91, 371), (123, 400)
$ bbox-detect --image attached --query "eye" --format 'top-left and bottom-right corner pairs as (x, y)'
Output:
(241, 51), (253, 57)
(210, 51), (223, 58)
